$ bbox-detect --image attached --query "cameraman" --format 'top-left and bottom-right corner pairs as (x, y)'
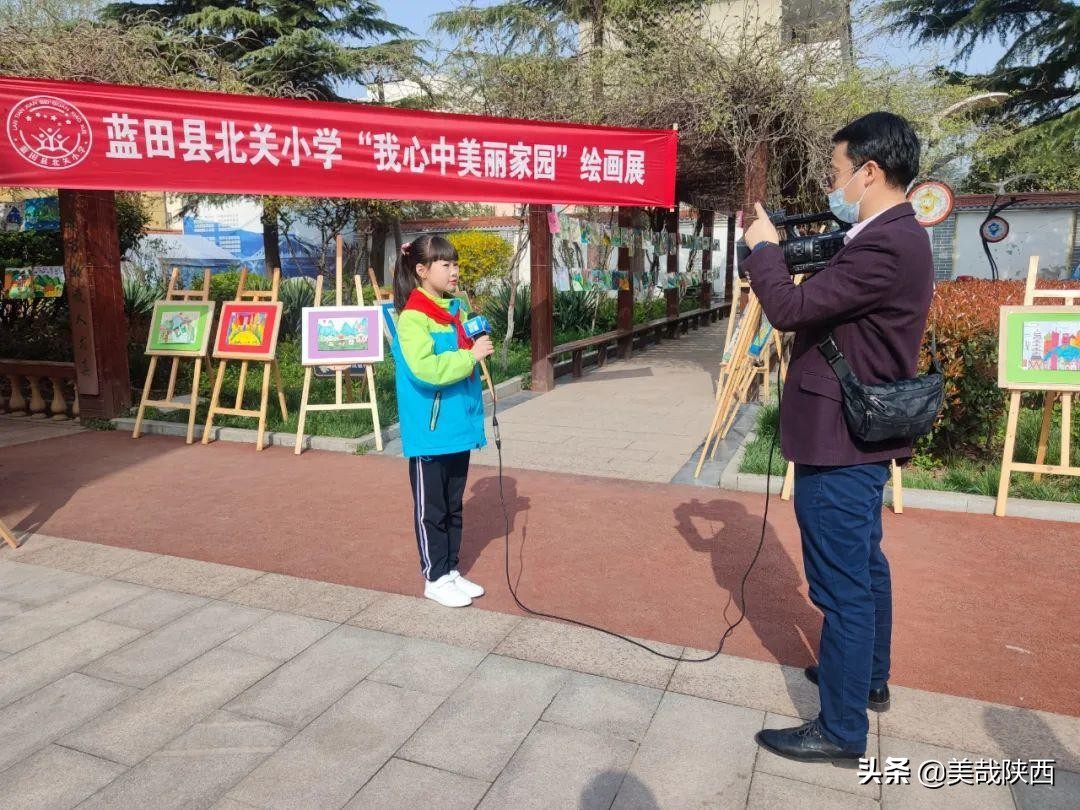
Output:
(742, 112), (933, 765)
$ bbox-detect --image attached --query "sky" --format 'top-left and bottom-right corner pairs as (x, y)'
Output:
(381, 0), (1007, 75)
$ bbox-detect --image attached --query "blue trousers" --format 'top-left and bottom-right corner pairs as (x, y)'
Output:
(794, 462), (891, 752)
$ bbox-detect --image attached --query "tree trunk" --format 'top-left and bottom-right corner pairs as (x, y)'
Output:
(500, 205), (530, 371)
(370, 221), (389, 285)
(261, 200), (281, 275)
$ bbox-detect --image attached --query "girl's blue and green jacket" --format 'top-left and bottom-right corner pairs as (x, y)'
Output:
(391, 289), (487, 458)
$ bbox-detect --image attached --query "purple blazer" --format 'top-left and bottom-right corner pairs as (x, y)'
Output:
(745, 202), (934, 466)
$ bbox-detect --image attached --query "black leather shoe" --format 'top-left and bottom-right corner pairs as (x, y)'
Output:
(805, 665), (891, 712)
(755, 719), (864, 766)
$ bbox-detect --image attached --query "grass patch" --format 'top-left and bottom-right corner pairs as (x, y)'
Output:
(139, 337), (530, 439)
(740, 402), (1080, 503)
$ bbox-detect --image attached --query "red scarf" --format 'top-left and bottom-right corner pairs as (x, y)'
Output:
(403, 289), (474, 349)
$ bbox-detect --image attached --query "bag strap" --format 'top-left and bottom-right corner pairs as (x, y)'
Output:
(817, 334), (856, 380)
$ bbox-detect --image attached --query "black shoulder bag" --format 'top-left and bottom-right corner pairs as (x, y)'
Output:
(816, 330), (944, 443)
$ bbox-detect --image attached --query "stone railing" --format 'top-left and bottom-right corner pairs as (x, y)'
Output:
(0, 360), (79, 419)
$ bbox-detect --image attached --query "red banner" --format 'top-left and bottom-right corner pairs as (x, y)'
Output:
(0, 77), (677, 207)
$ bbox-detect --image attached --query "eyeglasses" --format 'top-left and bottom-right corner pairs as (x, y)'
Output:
(819, 163), (867, 193)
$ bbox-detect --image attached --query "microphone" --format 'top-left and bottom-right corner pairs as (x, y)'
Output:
(463, 316), (497, 404)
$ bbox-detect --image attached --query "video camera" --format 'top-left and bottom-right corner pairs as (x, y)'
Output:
(736, 209), (850, 277)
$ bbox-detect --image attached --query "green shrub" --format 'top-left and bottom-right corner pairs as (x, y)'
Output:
(0, 230), (63, 269)
(483, 282), (531, 342)
(921, 279), (1080, 457)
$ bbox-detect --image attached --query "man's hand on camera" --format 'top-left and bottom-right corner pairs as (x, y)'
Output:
(744, 202), (780, 250)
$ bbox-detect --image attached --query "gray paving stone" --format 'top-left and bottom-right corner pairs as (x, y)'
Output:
(612, 692), (762, 809)
(228, 680), (441, 810)
(0, 559), (97, 607)
(77, 711), (292, 810)
(226, 625), (403, 729)
(223, 611), (336, 661)
(224, 572), (384, 622)
(755, 713), (880, 799)
(97, 588), (209, 630)
(0, 744), (127, 810)
(748, 772), (879, 809)
(0, 619), (143, 709)
(399, 654), (571, 781)
(344, 758), (490, 810)
(11, 536), (159, 577)
(480, 720), (636, 809)
(880, 686), (1080, 771)
(60, 647), (280, 766)
(542, 671), (663, 743)
(878, 736), (1017, 809)
(0, 597), (25, 619)
(1011, 767), (1080, 810)
(669, 650), (820, 718)
(495, 617), (682, 690)
(0, 672), (137, 772)
(366, 635), (486, 696)
(349, 593), (520, 652)
(83, 601), (268, 688)
(211, 799), (260, 810)
(0, 532), (64, 561)
(0, 579), (146, 653)
(115, 555), (263, 598)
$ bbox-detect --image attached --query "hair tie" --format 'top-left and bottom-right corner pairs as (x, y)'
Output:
(400, 242), (412, 256)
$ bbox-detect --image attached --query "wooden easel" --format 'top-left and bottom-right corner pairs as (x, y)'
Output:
(294, 237), (383, 455)
(995, 255), (1079, 517)
(133, 268), (211, 445)
(202, 268), (287, 451)
(1, 518), (18, 550)
(696, 283), (778, 477)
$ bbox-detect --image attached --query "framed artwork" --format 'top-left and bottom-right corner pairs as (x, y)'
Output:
(300, 305), (384, 366)
(998, 306), (1080, 391)
(213, 301), (283, 361)
(146, 301), (216, 356)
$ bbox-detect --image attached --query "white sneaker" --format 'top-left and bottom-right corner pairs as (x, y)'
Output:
(424, 574), (472, 608)
(449, 570), (484, 598)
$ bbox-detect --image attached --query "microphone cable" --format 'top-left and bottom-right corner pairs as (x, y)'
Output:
(493, 361), (783, 664)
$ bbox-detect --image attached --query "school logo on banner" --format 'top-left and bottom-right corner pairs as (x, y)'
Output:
(6, 95), (93, 170)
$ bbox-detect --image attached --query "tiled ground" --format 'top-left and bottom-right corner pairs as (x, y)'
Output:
(1, 534), (1077, 809)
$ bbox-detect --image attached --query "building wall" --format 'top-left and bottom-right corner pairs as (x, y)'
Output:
(951, 208), (1077, 280)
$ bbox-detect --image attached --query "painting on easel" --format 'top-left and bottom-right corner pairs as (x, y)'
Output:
(214, 301), (283, 361)
(998, 307), (1080, 391)
(146, 301), (216, 356)
(300, 305), (385, 366)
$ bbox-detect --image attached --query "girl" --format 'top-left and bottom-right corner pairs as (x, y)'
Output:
(392, 235), (495, 607)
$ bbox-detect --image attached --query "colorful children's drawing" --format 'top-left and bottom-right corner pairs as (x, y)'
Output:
(998, 307), (1080, 391)
(748, 319), (774, 360)
(146, 301), (216, 356)
(213, 301), (282, 360)
(3, 268), (33, 299)
(301, 305), (384, 366)
(226, 312), (267, 346)
(32, 266), (64, 297)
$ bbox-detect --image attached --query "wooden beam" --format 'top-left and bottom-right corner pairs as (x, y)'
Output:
(529, 204), (554, 392)
(724, 214), (736, 303)
(59, 189), (131, 421)
(664, 208), (680, 326)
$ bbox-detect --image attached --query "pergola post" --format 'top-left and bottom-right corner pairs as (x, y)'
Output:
(616, 207), (635, 358)
(700, 210), (714, 309)
(664, 207), (679, 325)
(59, 189), (131, 421)
(529, 203), (554, 392)
(724, 214), (736, 302)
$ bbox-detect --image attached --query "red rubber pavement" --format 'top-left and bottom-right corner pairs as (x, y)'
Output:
(2, 431), (1077, 715)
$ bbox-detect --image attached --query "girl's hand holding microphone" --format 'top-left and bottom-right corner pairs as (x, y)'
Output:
(471, 336), (494, 362)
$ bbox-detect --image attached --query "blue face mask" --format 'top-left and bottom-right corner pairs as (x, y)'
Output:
(827, 164), (868, 224)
